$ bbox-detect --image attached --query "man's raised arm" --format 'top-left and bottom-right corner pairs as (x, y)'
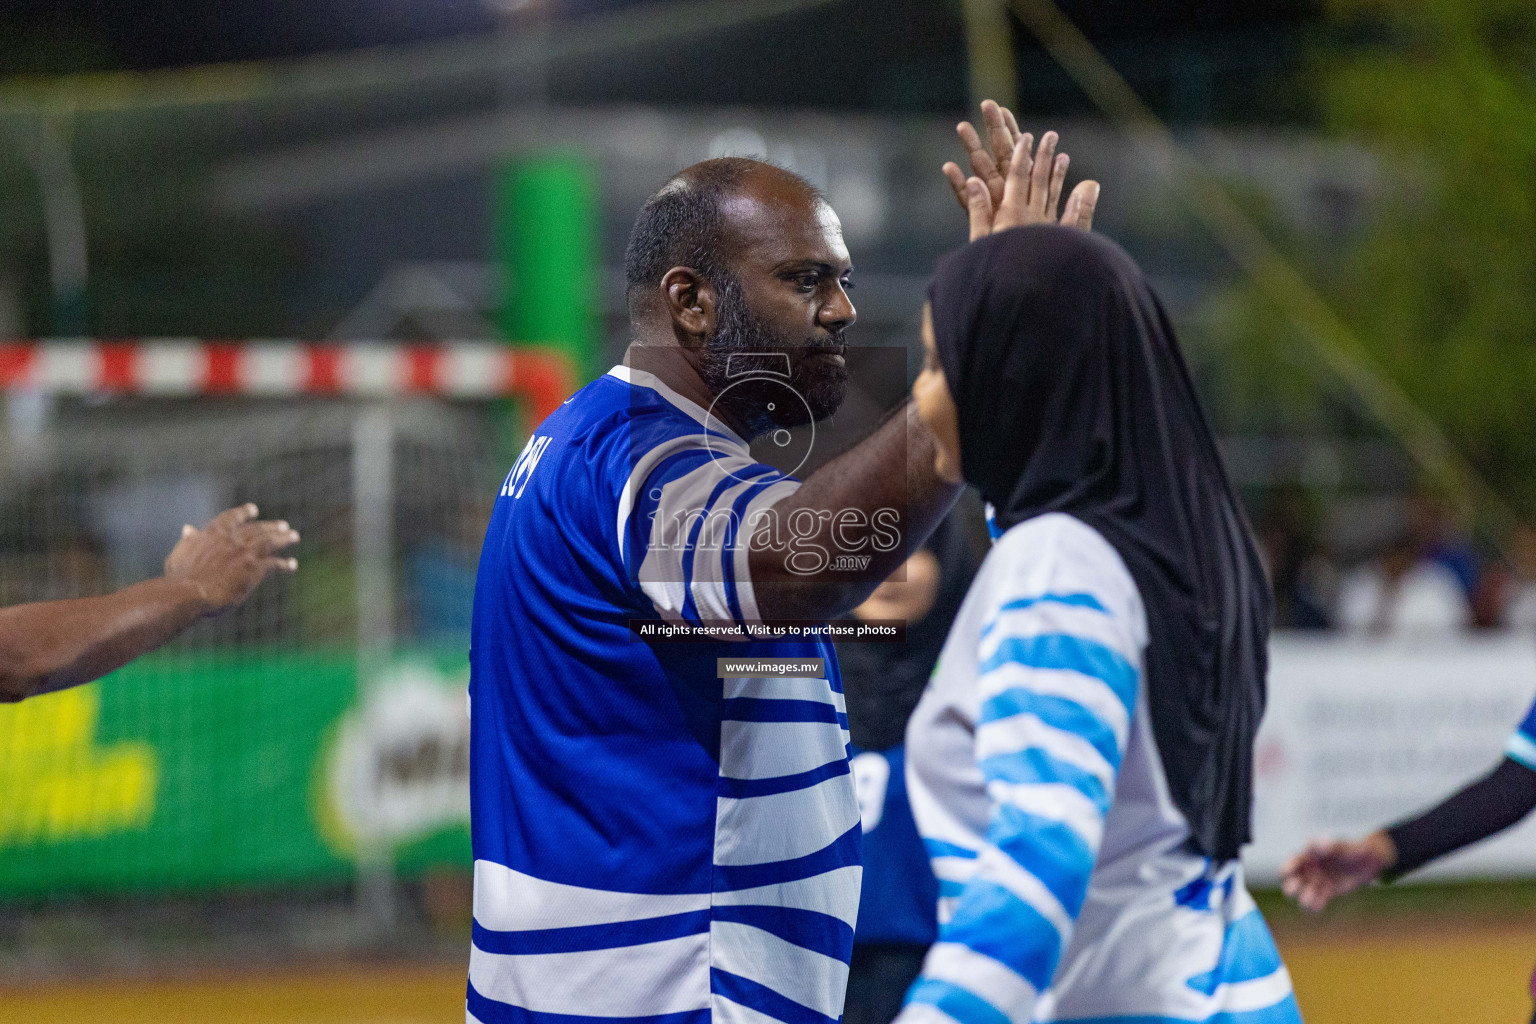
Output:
(0, 504), (298, 702)
(749, 400), (959, 621)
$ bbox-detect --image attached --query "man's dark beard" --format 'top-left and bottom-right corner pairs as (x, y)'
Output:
(697, 272), (850, 440)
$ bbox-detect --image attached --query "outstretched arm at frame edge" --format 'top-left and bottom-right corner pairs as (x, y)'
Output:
(0, 504), (298, 702)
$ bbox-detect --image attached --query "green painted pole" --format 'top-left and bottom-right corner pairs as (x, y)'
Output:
(494, 153), (600, 385)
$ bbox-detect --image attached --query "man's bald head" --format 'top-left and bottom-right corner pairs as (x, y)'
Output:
(622, 157), (855, 438)
(623, 157), (822, 310)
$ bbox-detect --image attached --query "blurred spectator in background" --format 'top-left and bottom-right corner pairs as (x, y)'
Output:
(406, 505), (489, 644)
(839, 514), (978, 1024)
(1503, 526), (1536, 630)
(408, 538), (476, 642)
(1473, 524), (1536, 631)
(1336, 529), (1472, 638)
(1253, 488), (1332, 630)
(1409, 489), (1481, 603)
(1336, 489), (1481, 636)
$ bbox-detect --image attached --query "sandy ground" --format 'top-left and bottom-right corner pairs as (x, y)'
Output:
(0, 964), (466, 1024)
(1281, 923), (1536, 1023)
(3, 926), (1535, 1023)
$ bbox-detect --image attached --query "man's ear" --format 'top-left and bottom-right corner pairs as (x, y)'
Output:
(662, 266), (715, 347)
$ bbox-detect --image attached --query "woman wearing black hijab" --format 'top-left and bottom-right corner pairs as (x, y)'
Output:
(892, 154), (1301, 1024)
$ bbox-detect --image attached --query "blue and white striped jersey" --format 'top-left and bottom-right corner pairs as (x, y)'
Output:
(900, 513), (1301, 1024)
(468, 365), (861, 1024)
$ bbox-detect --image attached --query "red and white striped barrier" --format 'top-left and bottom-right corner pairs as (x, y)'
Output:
(0, 340), (577, 422)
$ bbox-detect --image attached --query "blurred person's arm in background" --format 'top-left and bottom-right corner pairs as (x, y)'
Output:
(0, 504), (298, 703)
(1285, 657), (1536, 909)
(1281, 757), (1536, 911)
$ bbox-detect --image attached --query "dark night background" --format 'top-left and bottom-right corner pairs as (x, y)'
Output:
(2, 0), (1316, 122)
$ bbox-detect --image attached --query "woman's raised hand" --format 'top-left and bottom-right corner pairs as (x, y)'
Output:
(943, 100), (1100, 242)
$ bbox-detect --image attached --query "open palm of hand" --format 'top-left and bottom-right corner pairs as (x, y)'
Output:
(942, 100), (1100, 242)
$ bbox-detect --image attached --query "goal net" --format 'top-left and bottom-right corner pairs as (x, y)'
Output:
(0, 340), (567, 906)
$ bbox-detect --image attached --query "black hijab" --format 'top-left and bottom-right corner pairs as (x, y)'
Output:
(929, 225), (1271, 861)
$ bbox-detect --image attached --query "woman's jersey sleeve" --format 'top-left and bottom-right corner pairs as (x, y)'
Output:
(1507, 695), (1536, 770)
(902, 514), (1147, 1024)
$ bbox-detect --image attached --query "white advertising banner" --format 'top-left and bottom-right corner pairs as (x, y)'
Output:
(1244, 635), (1536, 884)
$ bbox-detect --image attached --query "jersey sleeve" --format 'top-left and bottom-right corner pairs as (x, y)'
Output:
(1385, 756), (1536, 880)
(902, 518), (1146, 1024)
(1506, 695), (1536, 770)
(618, 429), (799, 629)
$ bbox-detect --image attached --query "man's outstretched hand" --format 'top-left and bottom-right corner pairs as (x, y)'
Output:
(1, 502), (302, 702)
(942, 99), (1100, 242)
(164, 503), (300, 614)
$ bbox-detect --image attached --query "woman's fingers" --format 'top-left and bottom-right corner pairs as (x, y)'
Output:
(237, 520), (301, 556)
(957, 121), (1005, 207)
(943, 161), (969, 210)
(1063, 180), (1100, 230)
(966, 178), (994, 241)
(1000, 133), (1034, 222)
(1000, 105), (1022, 145)
(1078, 180), (1101, 230)
(957, 119), (1097, 236)
(981, 100), (1014, 181)
(1280, 838), (1375, 913)
(1047, 153), (1069, 219)
(1029, 132), (1058, 213)
(1280, 847), (1337, 908)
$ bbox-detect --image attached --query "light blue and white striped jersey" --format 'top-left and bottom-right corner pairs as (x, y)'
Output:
(1507, 696), (1536, 770)
(468, 365), (861, 1024)
(899, 513), (1301, 1024)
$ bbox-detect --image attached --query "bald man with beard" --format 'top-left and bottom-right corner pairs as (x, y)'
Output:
(465, 108), (1097, 1024)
